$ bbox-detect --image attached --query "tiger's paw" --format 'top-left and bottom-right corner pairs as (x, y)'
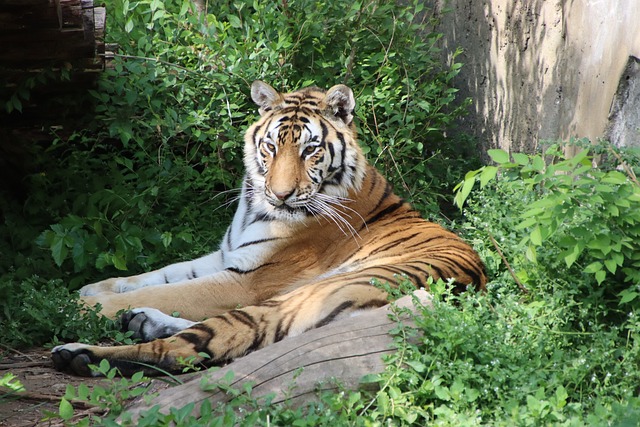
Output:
(79, 278), (123, 296)
(121, 308), (196, 342)
(51, 343), (100, 377)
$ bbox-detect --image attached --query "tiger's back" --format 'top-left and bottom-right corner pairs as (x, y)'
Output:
(52, 80), (486, 376)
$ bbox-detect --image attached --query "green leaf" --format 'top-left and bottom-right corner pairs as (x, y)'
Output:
(525, 245), (537, 263)
(59, 397), (74, 420)
(512, 153), (529, 166)
(405, 360), (426, 373)
(619, 289), (639, 304)
(454, 176), (476, 209)
(531, 155), (545, 171)
(161, 232), (173, 248)
(555, 385), (568, 408)
(604, 258), (617, 274)
(488, 149), (509, 164)
(131, 371), (145, 382)
(77, 384), (90, 401)
(602, 171), (628, 184)
(562, 245), (582, 268)
(584, 261), (603, 274)
(434, 385), (451, 401)
(51, 235), (69, 267)
(530, 226), (543, 246)
(228, 15), (242, 28)
(113, 253), (127, 270)
(479, 166), (498, 187)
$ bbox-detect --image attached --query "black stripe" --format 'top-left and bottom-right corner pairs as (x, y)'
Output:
(225, 227), (232, 249)
(228, 310), (257, 328)
(315, 301), (354, 328)
(251, 122), (263, 143)
(367, 170), (379, 196)
(211, 314), (233, 326)
(226, 262), (275, 275)
(249, 211), (273, 225)
(357, 299), (389, 310)
(189, 323), (216, 334)
(274, 318), (287, 342)
(237, 237), (282, 249)
(388, 266), (425, 289)
(362, 180), (395, 227)
(337, 131), (346, 164)
(177, 331), (215, 358)
(364, 201), (405, 227)
(258, 300), (282, 308)
(368, 232), (421, 257)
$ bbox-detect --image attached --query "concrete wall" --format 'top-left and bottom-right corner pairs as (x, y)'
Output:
(432, 0), (640, 154)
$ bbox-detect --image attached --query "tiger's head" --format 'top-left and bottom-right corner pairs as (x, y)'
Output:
(243, 81), (366, 222)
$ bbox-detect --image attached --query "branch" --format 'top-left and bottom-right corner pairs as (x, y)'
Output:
(488, 233), (529, 294)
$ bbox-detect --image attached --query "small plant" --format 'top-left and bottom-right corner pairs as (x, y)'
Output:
(0, 372), (26, 405)
(0, 278), (121, 348)
(43, 360), (152, 424)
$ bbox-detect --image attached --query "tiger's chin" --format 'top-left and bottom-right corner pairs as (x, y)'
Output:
(269, 204), (312, 223)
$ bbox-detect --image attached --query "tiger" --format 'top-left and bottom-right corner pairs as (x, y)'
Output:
(52, 80), (487, 376)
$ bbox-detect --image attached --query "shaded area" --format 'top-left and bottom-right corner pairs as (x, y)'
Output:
(431, 0), (640, 153)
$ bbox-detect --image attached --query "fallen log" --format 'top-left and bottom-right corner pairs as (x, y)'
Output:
(124, 290), (432, 421)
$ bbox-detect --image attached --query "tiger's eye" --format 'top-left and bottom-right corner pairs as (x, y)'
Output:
(303, 145), (316, 156)
(264, 142), (276, 152)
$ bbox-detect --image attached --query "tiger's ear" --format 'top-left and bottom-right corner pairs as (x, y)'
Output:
(251, 80), (284, 115)
(323, 84), (355, 125)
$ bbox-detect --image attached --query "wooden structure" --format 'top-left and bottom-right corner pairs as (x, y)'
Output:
(0, 0), (108, 196)
(0, 0), (106, 70)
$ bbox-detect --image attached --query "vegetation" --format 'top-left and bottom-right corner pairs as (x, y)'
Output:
(2, 0), (640, 425)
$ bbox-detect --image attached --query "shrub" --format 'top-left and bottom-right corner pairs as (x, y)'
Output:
(455, 142), (640, 312)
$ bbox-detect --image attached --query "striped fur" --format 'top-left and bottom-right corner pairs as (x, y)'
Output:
(52, 81), (487, 376)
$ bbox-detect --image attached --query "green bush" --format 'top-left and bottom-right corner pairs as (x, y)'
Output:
(455, 142), (640, 311)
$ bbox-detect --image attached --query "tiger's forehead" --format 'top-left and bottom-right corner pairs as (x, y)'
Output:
(260, 88), (327, 140)
(280, 86), (325, 109)
(264, 113), (322, 143)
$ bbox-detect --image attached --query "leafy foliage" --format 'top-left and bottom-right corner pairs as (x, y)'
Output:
(455, 142), (640, 311)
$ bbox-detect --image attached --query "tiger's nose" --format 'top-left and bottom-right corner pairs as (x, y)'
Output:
(274, 189), (294, 200)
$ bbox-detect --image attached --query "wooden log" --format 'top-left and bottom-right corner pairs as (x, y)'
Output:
(124, 291), (432, 421)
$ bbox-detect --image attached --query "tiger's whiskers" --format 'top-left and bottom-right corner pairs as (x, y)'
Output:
(306, 194), (363, 243)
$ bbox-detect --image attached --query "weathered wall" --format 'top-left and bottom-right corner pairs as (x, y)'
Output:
(432, 0), (640, 154)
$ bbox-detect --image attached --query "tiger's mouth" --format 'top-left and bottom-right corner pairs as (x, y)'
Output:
(269, 199), (306, 212)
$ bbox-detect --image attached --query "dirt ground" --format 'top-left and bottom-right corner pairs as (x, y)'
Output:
(0, 347), (170, 426)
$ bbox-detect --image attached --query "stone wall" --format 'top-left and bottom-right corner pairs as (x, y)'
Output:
(432, 0), (640, 154)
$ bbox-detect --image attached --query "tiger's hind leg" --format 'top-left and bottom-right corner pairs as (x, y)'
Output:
(52, 281), (390, 376)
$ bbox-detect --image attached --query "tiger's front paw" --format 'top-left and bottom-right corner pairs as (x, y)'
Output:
(121, 308), (196, 342)
(79, 278), (124, 296)
(51, 343), (101, 377)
